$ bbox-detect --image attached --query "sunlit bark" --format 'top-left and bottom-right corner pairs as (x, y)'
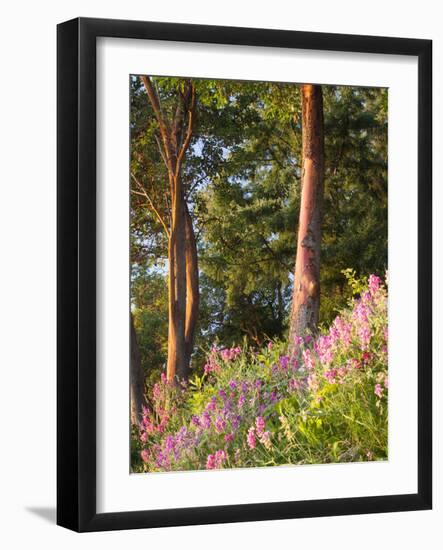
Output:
(289, 84), (325, 352)
(140, 77), (198, 381)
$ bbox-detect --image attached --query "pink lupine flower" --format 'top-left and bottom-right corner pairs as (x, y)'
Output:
(329, 324), (340, 343)
(218, 389), (228, 401)
(337, 367), (347, 378)
(358, 324), (371, 349)
(255, 416), (265, 437)
(152, 383), (162, 400)
(201, 411), (211, 429)
(374, 383), (383, 398)
(224, 433), (234, 443)
(204, 347), (221, 374)
(164, 435), (175, 453)
(353, 301), (369, 324)
(267, 341), (273, 351)
(140, 415), (155, 433)
(333, 316), (352, 348)
(206, 454), (216, 470)
(215, 416), (226, 432)
(324, 369), (338, 384)
(347, 358), (361, 370)
(206, 396), (217, 411)
(206, 450), (228, 470)
(247, 427), (256, 449)
(315, 335), (334, 366)
(368, 274), (381, 295)
(214, 449), (227, 467)
(293, 335), (304, 347)
(220, 349), (230, 361)
(231, 415), (241, 431)
(204, 358), (220, 374)
(140, 449), (150, 463)
(191, 415), (200, 427)
(303, 348), (315, 371)
(220, 347), (241, 362)
(289, 378), (301, 392)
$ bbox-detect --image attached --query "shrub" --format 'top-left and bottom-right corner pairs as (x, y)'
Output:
(132, 273), (388, 472)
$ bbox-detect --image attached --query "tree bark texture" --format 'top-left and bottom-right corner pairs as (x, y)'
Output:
(184, 203), (199, 366)
(140, 76), (198, 382)
(289, 84), (325, 351)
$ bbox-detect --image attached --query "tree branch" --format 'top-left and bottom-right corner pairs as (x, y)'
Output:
(175, 83), (196, 179)
(154, 134), (169, 170)
(131, 172), (170, 238)
(140, 75), (173, 170)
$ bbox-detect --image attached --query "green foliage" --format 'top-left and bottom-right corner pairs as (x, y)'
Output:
(131, 270), (168, 380)
(130, 76), (387, 373)
(132, 275), (388, 472)
(341, 268), (369, 297)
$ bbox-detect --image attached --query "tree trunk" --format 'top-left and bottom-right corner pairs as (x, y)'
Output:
(184, 203), (199, 366)
(167, 173), (188, 381)
(130, 313), (147, 425)
(141, 76), (198, 382)
(289, 84), (325, 351)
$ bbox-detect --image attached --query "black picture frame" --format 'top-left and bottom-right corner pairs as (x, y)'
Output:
(57, 17), (432, 532)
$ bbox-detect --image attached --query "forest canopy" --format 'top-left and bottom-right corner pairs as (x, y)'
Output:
(130, 77), (387, 383)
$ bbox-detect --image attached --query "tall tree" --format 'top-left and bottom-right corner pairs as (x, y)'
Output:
(130, 79), (387, 374)
(136, 76), (198, 381)
(289, 84), (325, 347)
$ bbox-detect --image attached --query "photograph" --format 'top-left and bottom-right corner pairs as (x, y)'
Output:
(0, 0), (437, 543)
(129, 75), (389, 473)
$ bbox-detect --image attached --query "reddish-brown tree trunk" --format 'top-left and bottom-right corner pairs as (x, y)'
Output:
(139, 77), (199, 382)
(140, 77), (198, 382)
(289, 84), (325, 351)
(166, 173), (188, 380)
(184, 204), (199, 366)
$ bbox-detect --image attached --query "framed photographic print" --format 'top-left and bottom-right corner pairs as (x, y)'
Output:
(57, 17), (432, 532)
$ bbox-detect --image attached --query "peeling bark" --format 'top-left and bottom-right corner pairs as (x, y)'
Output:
(289, 84), (325, 353)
